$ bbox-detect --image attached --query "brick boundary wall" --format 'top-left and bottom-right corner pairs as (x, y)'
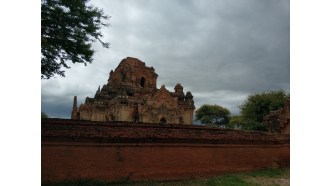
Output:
(41, 119), (290, 182)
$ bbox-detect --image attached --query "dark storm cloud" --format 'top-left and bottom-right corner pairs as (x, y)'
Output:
(41, 0), (289, 118)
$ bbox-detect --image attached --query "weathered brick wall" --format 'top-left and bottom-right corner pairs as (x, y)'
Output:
(42, 119), (290, 182)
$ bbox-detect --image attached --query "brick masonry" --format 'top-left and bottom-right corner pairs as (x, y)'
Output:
(42, 119), (290, 182)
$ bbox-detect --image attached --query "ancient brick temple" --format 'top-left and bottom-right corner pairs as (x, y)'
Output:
(71, 57), (195, 124)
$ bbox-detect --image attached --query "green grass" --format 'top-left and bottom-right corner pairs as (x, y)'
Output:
(207, 175), (255, 186)
(204, 168), (290, 186)
(246, 168), (290, 178)
(42, 168), (289, 186)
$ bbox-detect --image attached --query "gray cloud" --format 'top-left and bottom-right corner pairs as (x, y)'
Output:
(41, 0), (289, 118)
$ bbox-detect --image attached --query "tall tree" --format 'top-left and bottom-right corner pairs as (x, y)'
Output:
(41, 0), (110, 79)
(195, 104), (230, 127)
(239, 90), (289, 123)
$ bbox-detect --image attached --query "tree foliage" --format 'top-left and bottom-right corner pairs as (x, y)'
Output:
(41, 0), (110, 79)
(227, 115), (244, 129)
(239, 90), (289, 123)
(195, 104), (230, 127)
(228, 115), (268, 132)
(41, 112), (48, 119)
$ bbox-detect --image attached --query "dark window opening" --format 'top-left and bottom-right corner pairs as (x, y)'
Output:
(159, 117), (167, 124)
(179, 116), (184, 124)
(140, 77), (145, 88)
(121, 73), (126, 81)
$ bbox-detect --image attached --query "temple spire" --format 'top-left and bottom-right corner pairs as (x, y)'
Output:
(72, 96), (77, 110)
(71, 96), (78, 120)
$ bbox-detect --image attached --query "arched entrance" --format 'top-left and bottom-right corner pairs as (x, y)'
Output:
(140, 77), (145, 88)
(159, 117), (167, 124)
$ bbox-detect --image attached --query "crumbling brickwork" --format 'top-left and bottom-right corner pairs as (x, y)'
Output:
(263, 99), (290, 134)
(42, 119), (290, 182)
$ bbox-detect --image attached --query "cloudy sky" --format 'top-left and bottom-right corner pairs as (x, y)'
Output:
(41, 0), (290, 119)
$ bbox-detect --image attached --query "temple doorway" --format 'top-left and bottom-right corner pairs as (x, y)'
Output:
(159, 117), (167, 124)
(140, 77), (145, 88)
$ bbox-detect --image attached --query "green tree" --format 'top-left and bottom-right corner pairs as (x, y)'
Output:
(228, 115), (244, 129)
(240, 90), (289, 123)
(195, 104), (230, 127)
(228, 115), (268, 132)
(41, 0), (110, 79)
(41, 112), (48, 119)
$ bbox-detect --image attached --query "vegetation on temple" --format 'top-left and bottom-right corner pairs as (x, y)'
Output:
(41, 0), (110, 79)
(195, 104), (230, 127)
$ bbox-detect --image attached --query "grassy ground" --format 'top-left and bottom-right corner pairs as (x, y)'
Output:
(42, 168), (289, 186)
